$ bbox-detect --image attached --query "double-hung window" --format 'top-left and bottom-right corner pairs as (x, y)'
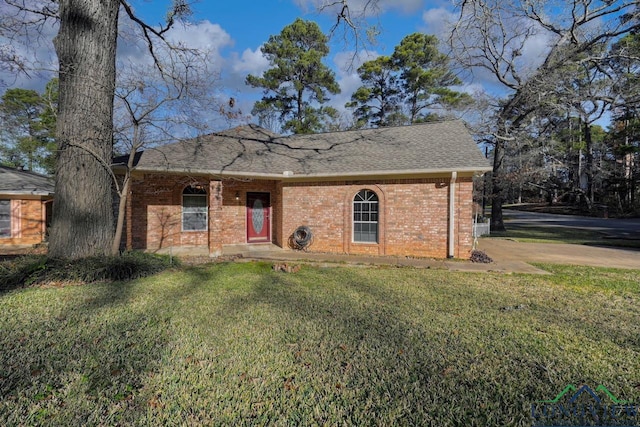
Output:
(0, 200), (10, 238)
(182, 187), (207, 231)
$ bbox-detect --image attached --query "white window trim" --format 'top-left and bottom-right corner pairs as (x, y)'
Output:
(352, 190), (379, 244)
(182, 192), (208, 232)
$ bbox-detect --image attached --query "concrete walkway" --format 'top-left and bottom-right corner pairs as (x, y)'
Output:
(210, 243), (550, 274)
(217, 240), (639, 274)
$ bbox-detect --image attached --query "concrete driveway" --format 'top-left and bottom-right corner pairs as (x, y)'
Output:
(478, 238), (640, 270)
(477, 210), (640, 270)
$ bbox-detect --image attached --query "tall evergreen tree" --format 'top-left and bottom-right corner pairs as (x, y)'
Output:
(392, 33), (468, 123)
(345, 56), (404, 128)
(0, 79), (57, 173)
(246, 19), (341, 134)
(347, 33), (468, 128)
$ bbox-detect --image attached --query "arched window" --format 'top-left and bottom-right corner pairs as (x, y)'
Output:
(183, 186), (207, 231)
(353, 189), (378, 243)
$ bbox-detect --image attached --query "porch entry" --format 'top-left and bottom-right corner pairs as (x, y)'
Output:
(246, 192), (271, 243)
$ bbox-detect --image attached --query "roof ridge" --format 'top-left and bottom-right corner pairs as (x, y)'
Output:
(0, 165), (53, 179)
(286, 119), (465, 139)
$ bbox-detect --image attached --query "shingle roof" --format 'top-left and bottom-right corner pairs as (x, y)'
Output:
(0, 166), (54, 195)
(124, 120), (491, 179)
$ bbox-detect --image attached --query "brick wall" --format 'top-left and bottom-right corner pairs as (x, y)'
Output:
(281, 177), (474, 259)
(127, 173), (474, 259)
(127, 174), (280, 252)
(0, 198), (48, 246)
(128, 174), (210, 251)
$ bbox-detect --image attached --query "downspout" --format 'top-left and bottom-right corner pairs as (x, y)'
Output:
(448, 171), (457, 258)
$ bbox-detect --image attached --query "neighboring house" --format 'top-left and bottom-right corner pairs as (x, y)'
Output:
(118, 120), (491, 259)
(0, 166), (54, 246)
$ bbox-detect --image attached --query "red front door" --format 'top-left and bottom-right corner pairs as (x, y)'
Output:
(246, 192), (271, 243)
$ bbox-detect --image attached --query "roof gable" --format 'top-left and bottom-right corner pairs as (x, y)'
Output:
(125, 121), (491, 179)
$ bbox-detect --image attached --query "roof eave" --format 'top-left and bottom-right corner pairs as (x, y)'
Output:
(0, 190), (54, 196)
(130, 165), (492, 180)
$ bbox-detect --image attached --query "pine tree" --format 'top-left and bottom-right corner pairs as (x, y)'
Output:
(246, 19), (340, 134)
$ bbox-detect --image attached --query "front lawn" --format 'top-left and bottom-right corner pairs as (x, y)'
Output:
(1, 262), (639, 426)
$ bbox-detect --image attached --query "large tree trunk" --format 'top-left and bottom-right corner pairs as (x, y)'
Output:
(584, 121), (594, 209)
(490, 137), (506, 232)
(50, 0), (119, 259)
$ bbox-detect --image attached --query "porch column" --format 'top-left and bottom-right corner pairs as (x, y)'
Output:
(209, 180), (223, 257)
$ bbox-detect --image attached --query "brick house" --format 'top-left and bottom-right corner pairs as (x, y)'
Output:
(0, 166), (54, 246)
(119, 120), (490, 259)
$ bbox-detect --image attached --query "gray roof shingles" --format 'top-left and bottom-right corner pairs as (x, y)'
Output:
(125, 120), (491, 178)
(0, 166), (54, 195)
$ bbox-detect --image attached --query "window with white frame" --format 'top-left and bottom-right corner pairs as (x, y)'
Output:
(0, 200), (10, 238)
(182, 186), (207, 231)
(353, 189), (378, 243)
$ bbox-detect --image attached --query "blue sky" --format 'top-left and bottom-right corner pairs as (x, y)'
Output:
(138, 0), (439, 57)
(1, 1), (458, 112)
(128, 0), (460, 128)
(2, 0), (535, 131)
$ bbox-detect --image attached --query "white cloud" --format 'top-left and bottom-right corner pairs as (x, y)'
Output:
(421, 7), (457, 37)
(231, 47), (269, 76)
(333, 50), (379, 75)
(117, 19), (233, 69)
(0, 10), (58, 91)
(519, 27), (554, 72)
(376, 0), (424, 13)
(166, 20), (233, 58)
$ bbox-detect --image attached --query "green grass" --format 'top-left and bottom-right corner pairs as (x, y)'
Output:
(1, 262), (639, 426)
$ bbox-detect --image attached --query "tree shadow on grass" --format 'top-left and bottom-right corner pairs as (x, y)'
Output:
(209, 265), (542, 426)
(0, 264), (227, 426)
(4, 262), (635, 426)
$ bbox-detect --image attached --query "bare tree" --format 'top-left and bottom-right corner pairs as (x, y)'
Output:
(2, 0), (205, 258)
(449, 0), (640, 230)
(315, 0), (382, 52)
(1, 0), (58, 85)
(111, 51), (222, 255)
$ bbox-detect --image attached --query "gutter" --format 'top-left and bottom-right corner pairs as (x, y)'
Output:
(448, 171), (457, 258)
(124, 166), (490, 181)
(0, 190), (54, 196)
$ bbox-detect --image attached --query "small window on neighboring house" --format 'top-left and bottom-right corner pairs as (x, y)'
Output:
(0, 200), (10, 238)
(182, 186), (207, 231)
(353, 189), (378, 243)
